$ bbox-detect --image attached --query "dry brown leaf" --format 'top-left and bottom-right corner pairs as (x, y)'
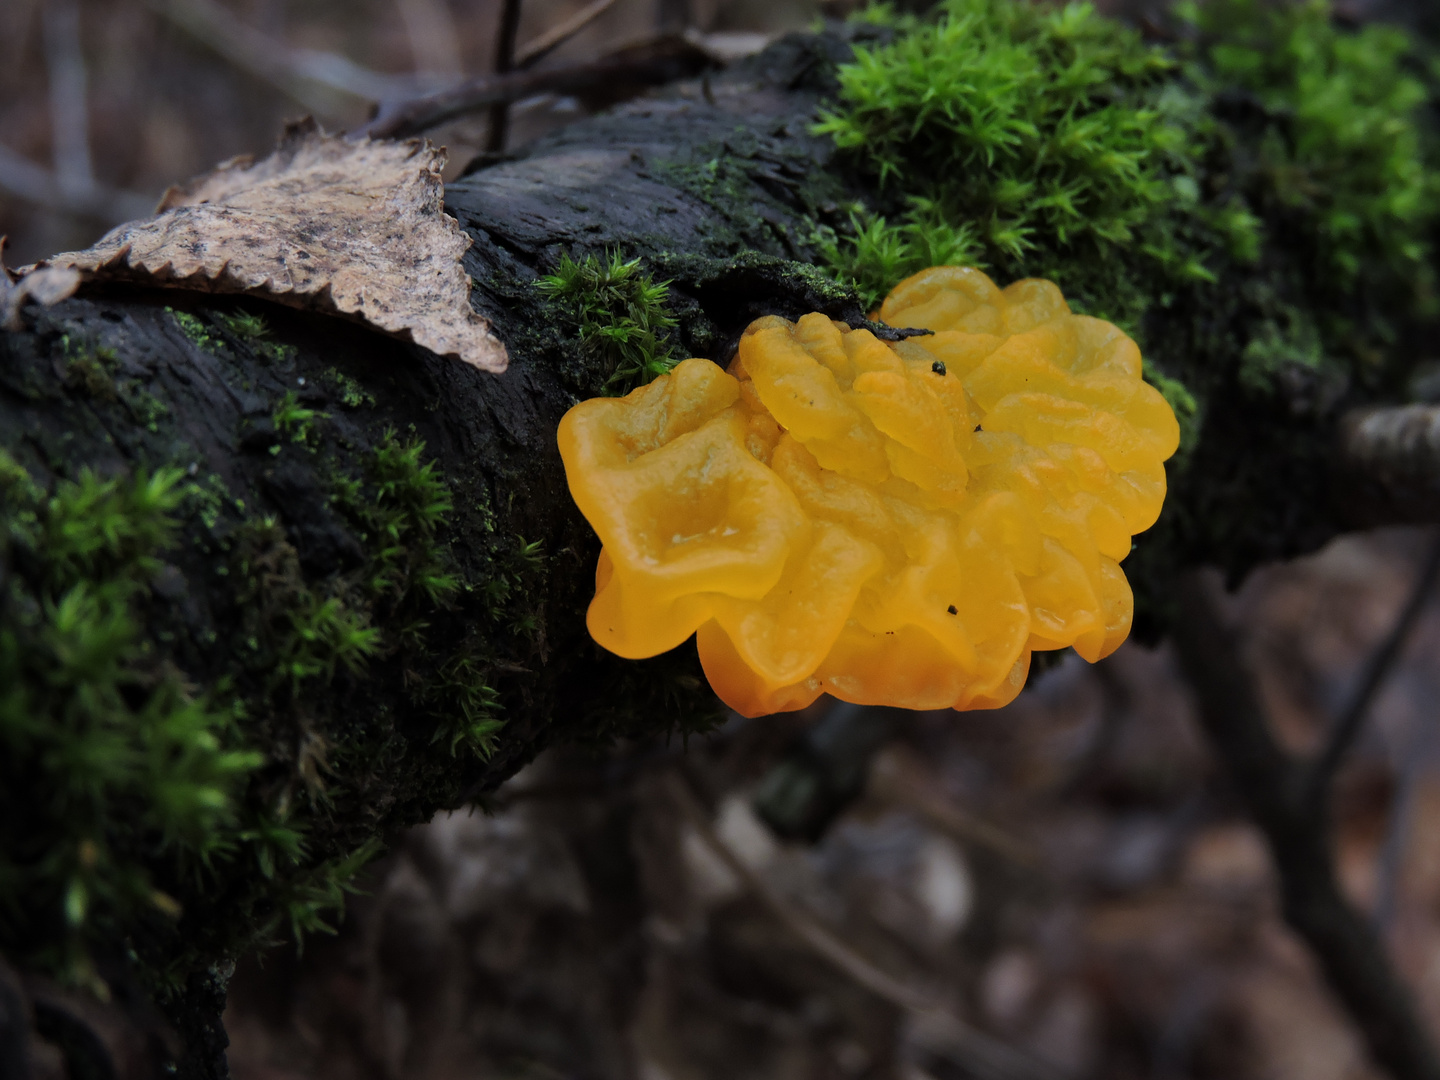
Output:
(3, 235), (82, 331)
(25, 120), (507, 373)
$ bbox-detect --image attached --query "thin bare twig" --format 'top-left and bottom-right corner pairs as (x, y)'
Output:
(355, 35), (714, 140)
(869, 747), (1039, 868)
(487, 0), (526, 151)
(515, 0), (621, 69)
(1306, 532), (1440, 805)
(41, 0), (93, 196)
(663, 770), (1068, 1080)
(1172, 570), (1440, 1080)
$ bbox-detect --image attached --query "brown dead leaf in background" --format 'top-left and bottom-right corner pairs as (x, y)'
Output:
(25, 120), (508, 373)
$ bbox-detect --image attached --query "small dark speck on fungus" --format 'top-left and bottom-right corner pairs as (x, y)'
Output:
(947, 605), (958, 615)
(932, 360), (947, 375)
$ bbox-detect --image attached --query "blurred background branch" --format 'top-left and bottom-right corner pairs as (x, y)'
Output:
(1307, 535), (1440, 802)
(42, 0), (94, 200)
(145, 0), (432, 111)
(0, 143), (153, 227)
(1173, 561), (1440, 1080)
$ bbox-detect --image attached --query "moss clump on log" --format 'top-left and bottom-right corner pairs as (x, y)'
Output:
(814, 0), (1439, 391)
(0, 290), (725, 1074)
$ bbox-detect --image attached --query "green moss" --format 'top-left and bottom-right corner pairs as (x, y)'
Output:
(271, 391), (324, 450)
(215, 309), (298, 365)
(537, 251), (680, 394)
(0, 455), (261, 988)
(127, 388), (170, 434)
(1179, 0), (1440, 390)
(215, 311), (269, 341)
(814, 0), (1440, 396)
(323, 367), (377, 410)
(332, 427), (459, 605)
(272, 836), (385, 947)
(167, 308), (217, 353)
(231, 517), (379, 697)
(185, 473), (232, 532)
(1183, 0), (1437, 292)
(815, 0), (1204, 317)
(62, 346), (119, 402)
(60, 336), (170, 433)
(1143, 358), (1201, 463)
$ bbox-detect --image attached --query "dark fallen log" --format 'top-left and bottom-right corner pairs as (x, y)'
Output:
(1, 26), (1435, 1080)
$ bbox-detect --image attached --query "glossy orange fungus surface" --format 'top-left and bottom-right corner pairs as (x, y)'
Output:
(557, 266), (1180, 717)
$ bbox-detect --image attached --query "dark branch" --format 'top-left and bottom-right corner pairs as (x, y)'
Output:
(1305, 531), (1440, 804)
(1172, 571), (1440, 1080)
(487, 0), (526, 152)
(515, 0), (621, 69)
(354, 35), (716, 140)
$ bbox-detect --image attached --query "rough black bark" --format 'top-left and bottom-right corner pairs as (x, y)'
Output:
(0, 28), (1435, 1079)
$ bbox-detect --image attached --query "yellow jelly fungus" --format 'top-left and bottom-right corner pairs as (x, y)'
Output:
(557, 266), (1180, 718)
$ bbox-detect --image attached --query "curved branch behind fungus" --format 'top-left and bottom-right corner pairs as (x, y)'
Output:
(1305, 531), (1440, 804)
(1172, 572), (1440, 1080)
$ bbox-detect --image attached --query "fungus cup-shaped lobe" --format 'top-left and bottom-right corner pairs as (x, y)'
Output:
(556, 266), (1179, 718)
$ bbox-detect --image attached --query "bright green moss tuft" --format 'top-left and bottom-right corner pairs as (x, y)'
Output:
(815, 0), (1440, 398)
(333, 427), (459, 605)
(537, 251), (680, 394)
(1184, 0), (1437, 292)
(167, 308), (217, 353)
(323, 367), (377, 410)
(814, 0), (1202, 315)
(271, 391), (325, 452)
(215, 310), (270, 341)
(0, 456), (260, 986)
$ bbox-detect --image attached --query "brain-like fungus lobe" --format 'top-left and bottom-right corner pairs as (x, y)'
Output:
(557, 266), (1180, 717)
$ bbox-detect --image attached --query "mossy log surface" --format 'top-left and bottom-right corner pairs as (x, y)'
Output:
(0, 29), (1427, 1079)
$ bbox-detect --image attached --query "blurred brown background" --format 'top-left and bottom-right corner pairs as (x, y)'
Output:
(4, 2), (1440, 1078)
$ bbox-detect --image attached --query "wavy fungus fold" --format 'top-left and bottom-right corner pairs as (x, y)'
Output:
(558, 267), (1180, 717)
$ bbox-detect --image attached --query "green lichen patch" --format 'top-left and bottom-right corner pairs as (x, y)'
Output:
(537, 250), (680, 394)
